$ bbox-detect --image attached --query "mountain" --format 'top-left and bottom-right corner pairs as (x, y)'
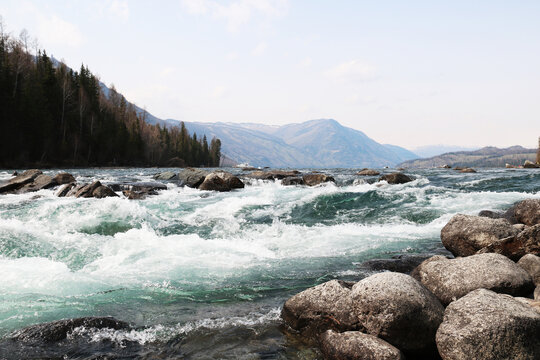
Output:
(399, 146), (536, 168)
(148, 117), (418, 168)
(411, 145), (479, 158)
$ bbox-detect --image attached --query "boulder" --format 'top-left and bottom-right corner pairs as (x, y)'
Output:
(440, 164), (451, 169)
(123, 190), (146, 200)
(459, 168), (477, 173)
(320, 330), (405, 360)
(56, 183), (75, 197)
(515, 297), (540, 312)
(378, 173), (413, 184)
(66, 184), (86, 197)
(518, 254), (540, 286)
(357, 169), (380, 176)
(53, 173), (76, 185)
(358, 250), (453, 274)
(478, 224), (540, 260)
(524, 160), (540, 168)
(350, 272), (444, 352)
(198, 171), (244, 192)
(436, 289), (540, 360)
(281, 280), (357, 338)
(477, 209), (503, 219)
(281, 177), (304, 186)
(505, 199), (540, 226)
(302, 174), (335, 186)
(247, 170), (300, 180)
(153, 171), (178, 181)
(412, 253), (534, 306)
(73, 181), (102, 198)
(0, 169), (42, 194)
(440, 214), (519, 257)
(92, 185), (118, 198)
(10, 317), (129, 343)
(536, 286), (539, 300)
(177, 168), (209, 188)
(18, 174), (56, 193)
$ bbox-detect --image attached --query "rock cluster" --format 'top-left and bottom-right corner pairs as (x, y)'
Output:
(281, 198), (540, 359)
(0, 170), (74, 194)
(153, 168), (245, 192)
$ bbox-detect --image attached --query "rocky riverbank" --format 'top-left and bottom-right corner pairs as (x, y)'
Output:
(281, 199), (540, 359)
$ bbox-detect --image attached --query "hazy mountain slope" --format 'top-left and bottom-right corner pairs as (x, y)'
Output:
(399, 146), (536, 168)
(383, 144), (419, 163)
(412, 145), (479, 158)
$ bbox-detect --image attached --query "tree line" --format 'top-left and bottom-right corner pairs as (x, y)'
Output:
(0, 22), (221, 168)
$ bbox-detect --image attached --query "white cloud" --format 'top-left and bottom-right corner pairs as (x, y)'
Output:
(109, 0), (130, 23)
(299, 56), (312, 68)
(37, 14), (83, 47)
(325, 60), (377, 83)
(226, 51), (239, 60)
(181, 0), (289, 32)
(251, 42), (267, 56)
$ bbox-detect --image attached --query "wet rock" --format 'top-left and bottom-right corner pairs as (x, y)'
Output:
(505, 199), (540, 226)
(92, 185), (118, 198)
(53, 173), (76, 185)
(153, 171), (178, 181)
(242, 167), (258, 171)
(412, 253), (534, 306)
(440, 214), (519, 257)
(10, 317), (129, 343)
(518, 254), (540, 286)
(459, 167), (477, 173)
(436, 289), (540, 360)
(378, 173), (413, 184)
(177, 168), (209, 188)
(281, 280), (357, 338)
(351, 272), (444, 352)
(302, 173), (335, 186)
(281, 177), (304, 186)
(74, 181), (102, 198)
(440, 164), (451, 169)
(358, 250), (453, 274)
(198, 171), (244, 192)
(123, 190), (146, 200)
(357, 169), (380, 176)
(56, 183), (75, 197)
(320, 330), (405, 360)
(18, 174), (56, 193)
(0, 169), (42, 194)
(478, 209), (503, 219)
(523, 160), (540, 168)
(247, 170), (300, 180)
(478, 224), (540, 260)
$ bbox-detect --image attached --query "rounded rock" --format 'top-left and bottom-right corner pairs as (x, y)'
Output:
(320, 330), (405, 360)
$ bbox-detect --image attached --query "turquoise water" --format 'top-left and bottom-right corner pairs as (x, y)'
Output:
(0, 168), (539, 358)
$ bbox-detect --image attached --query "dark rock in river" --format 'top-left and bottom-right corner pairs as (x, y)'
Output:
(440, 214), (519, 257)
(436, 289), (540, 360)
(302, 173), (335, 186)
(177, 168), (209, 187)
(56, 183), (75, 197)
(10, 317), (129, 343)
(412, 253), (534, 306)
(523, 160), (540, 168)
(123, 190), (146, 200)
(518, 254), (540, 286)
(378, 173), (413, 184)
(477, 224), (540, 260)
(18, 174), (56, 193)
(281, 177), (304, 186)
(350, 272), (444, 352)
(281, 280), (357, 338)
(53, 173), (76, 185)
(198, 171), (244, 192)
(247, 170), (300, 180)
(459, 167), (477, 173)
(74, 181), (103, 198)
(0, 169), (42, 194)
(153, 171), (178, 181)
(320, 330), (405, 360)
(92, 185), (119, 198)
(357, 168), (380, 176)
(478, 209), (504, 219)
(358, 250), (453, 274)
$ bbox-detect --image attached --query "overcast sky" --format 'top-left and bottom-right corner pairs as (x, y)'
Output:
(1, 0), (539, 149)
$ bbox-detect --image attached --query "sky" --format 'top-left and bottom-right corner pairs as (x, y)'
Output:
(1, 0), (539, 149)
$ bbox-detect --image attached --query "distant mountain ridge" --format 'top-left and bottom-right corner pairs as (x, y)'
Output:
(399, 146), (536, 168)
(411, 145), (480, 158)
(141, 114), (418, 167)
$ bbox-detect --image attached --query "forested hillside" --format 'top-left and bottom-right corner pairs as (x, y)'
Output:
(0, 26), (220, 168)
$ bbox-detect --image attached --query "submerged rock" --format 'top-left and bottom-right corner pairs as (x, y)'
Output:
(350, 272), (444, 352)
(320, 330), (405, 360)
(412, 253), (533, 306)
(0, 169), (42, 194)
(281, 280), (357, 338)
(357, 169), (380, 176)
(436, 289), (540, 360)
(459, 167), (477, 173)
(177, 168), (209, 188)
(302, 173), (335, 186)
(10, 317), (129, 343)
(440, 214), (519, 257)
(378, 173), (413, 184)
(478, 224), (540, 260)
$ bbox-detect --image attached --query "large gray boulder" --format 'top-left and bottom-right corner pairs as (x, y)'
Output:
(10, 317), (129, 343)
(18, 174), (57, 193)
(281, 280), (356, 338)
(357, 169), (380, 176)
(504, 199), (540, 225)
(378, 173), (413, 184)
(350, 272), (444, 352)
(92, 185), (119, 198)
(198, 171), (244, 192)
(412, 253), (534, 306)
(436, 289), (540, 360)
(478, 224), (540, 260)
(152, 171), (178, 181)
(320, 330), (405, 360)
(518, 254), (540, 286)
(302, 173), (335, 186)
(440, 214), (519, 257)
(177, 168), (209, 187)
(53, 173), (76, 185)
(247, 170), (300, 180)
(0, 169), (42, 194)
